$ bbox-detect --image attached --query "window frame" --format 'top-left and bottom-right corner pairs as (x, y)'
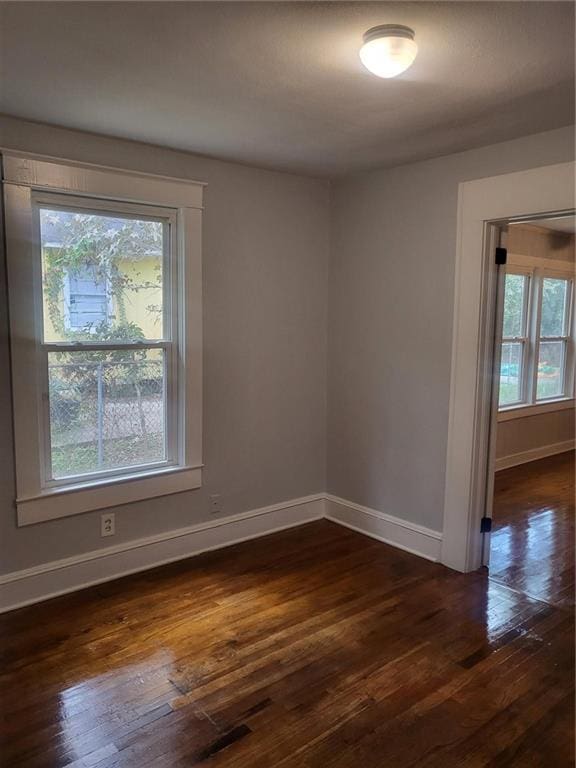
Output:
(36, 192), (178, 489)
(498, 257), (575, 413)
(3, 153), (204, 526)
(534, 271), (574, 402)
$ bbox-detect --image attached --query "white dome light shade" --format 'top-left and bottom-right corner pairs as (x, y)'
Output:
(359, 25), (418, 78)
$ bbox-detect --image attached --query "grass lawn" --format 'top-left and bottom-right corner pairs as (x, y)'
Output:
(499, 375), (562, 406)
(52, 433), (164, 477)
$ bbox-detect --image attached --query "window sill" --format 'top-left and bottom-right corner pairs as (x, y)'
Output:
(16, 465), (203, 526)
(498, 398), (575, 422)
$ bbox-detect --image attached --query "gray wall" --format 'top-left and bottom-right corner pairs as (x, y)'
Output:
(1, 117), (574, 574)
(0, 115), (330, 573)
(497, 410), (575, 460)
(328, 125), (575, 532)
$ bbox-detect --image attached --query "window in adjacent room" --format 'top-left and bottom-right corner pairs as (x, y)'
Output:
(499, 272), (531, 406)
(536, 277), (572, 400)
(498, 268), (575, 409)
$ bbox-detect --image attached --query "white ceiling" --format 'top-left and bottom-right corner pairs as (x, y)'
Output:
(0, 2), (574, 177)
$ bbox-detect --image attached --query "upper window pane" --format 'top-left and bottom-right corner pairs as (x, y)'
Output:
(540, 277), (569, 337)
(502, 273), (527, 338)
(40, 207), (165, 342)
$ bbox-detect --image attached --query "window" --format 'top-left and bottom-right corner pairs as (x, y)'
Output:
(4, 154), (204, 525)
(498, 266), (575, 409)
(64, 266), (109, 331)
(40, 203), (169, 480)
(499, 273), (530, 406)
(536, 277), (572, 400)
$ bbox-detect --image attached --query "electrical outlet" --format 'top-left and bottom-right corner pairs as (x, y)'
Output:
(101, 512), (115, 537)
(209, 494), (222, 515)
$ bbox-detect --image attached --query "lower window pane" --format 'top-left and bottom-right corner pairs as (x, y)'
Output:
(536, 341), (565, 400)
(48, 349), (166, 479)
(499, 342), (522, 406)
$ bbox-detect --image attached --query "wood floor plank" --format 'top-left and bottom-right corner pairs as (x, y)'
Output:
(0, 453), (573, 767)
(491, 450), (575, 607)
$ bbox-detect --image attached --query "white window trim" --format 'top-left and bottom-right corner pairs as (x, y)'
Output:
(2, 153), (205, 526)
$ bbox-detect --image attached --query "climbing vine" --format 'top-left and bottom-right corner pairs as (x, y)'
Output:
(41, 210), (163, 339)
(42, 211), (165, 444)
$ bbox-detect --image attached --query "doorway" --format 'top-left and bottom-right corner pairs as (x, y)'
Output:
(442, 160), (575, 574)
(486, 215), (575, 606)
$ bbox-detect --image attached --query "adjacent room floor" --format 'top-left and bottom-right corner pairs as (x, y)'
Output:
(1, 506), (574, 767)
(490, 450), (575, 609)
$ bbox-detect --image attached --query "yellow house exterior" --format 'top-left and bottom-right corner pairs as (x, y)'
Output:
(117, 258), (163, 339)
(42, 252), (162, 341)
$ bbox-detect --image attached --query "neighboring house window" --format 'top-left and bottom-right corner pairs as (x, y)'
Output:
(65, 266), (109, 330)
(498, 266), (575, 409)
(3, 154), (204, 525)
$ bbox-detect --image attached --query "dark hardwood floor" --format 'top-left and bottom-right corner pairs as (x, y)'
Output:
(490, 450), (575, 608)
(0, 460), (574, 766)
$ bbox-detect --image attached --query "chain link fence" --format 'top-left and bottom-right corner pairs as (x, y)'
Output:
(49, 358), (165, 477)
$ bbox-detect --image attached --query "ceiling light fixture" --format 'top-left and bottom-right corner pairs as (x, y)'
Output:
(359, 25), (418, 78)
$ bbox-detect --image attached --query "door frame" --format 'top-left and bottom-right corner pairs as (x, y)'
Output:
(441, 161), (575, 573)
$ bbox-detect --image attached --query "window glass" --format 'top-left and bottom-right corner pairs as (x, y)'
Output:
(536, 341), (565, 400)
(40, 208), (165, 343)
(48, 349), (165, 478)
(540, 278), (569, 337)
(499, 342), (523, 406)
(502, 273), (527, 338)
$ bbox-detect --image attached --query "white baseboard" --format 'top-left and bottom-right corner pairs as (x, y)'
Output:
(0, 492), (446, 614)
(325, 495), (442, 563)
(0, 495), (324, 614)
(495, 439), (575, 471)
